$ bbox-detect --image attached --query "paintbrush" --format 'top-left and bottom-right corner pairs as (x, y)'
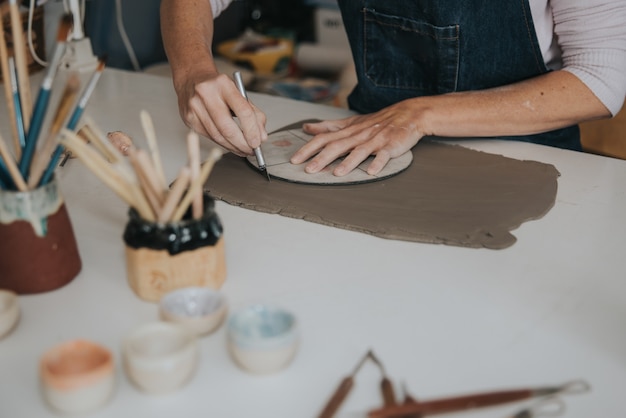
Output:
(27, 73), (81, 188)
(18, 13), (72, 178)
(39, 58), (105, 186)
(7, 0), (32, 127)
(0, 131), (27, 191)
(233, 70), (270, 181)
(0, 13), (21, 157)
(7, 57), (26, 150)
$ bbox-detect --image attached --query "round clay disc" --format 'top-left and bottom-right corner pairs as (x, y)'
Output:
(246, 123), (413, 185)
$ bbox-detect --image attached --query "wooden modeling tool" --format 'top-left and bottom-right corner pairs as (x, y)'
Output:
(369, 351), (397, 408)
(19, 14), (72, 178)
(317, 350), (372, 418)
(233, 70), (270, 181)
(140, 109), (168, 190)
(366, 380), (590, 418)
(0, 14), (21, 156)
(171, 147), (223, 222)
(186, 131), (203, 219)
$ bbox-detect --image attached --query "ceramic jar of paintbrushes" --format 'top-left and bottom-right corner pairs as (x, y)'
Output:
(0, 176), (81, 294)
(123, 192), (226, 302)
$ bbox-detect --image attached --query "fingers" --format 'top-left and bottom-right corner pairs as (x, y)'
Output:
(292, 120), (421, 177)
(179, 73), (267, 155)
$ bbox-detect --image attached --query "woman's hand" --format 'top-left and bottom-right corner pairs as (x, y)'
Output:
(175, 70), (267, 156)
(290, 99), (427, 176)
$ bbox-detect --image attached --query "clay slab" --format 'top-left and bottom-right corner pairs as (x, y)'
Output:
(207, 131), (560, 249)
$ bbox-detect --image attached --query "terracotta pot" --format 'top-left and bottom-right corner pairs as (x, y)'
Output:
(0, 178), (81, 294)
(123, 193), (226, 302)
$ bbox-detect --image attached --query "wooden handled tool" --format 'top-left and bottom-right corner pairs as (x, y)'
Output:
(367, 380), (590, 418)
(369, 351), (397, 407)
(317, 350), (372, 418)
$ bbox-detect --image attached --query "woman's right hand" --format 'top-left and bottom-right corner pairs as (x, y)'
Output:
(174, 69), (268, 156)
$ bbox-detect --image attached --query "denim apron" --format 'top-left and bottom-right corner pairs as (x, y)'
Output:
(337, 0), (581, 151)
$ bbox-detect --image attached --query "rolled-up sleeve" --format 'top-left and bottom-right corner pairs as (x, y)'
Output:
(209, 0), (234, 18)
(552, 0), (626, 115)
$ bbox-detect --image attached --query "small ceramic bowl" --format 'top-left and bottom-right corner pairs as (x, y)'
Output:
(39, 340), (115, 415)
(0, 289), (19, 340)
(122, 322), (199, 394)
(159, 287), (228, 336)
(227, 304), (299, 374)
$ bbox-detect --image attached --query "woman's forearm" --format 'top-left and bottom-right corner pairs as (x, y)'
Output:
(418, 70), (611, 138)
(160, 0), (218, 87)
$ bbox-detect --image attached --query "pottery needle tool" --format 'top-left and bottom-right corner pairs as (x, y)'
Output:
(186, 130), (203, 219)
(8, 0), (32, 126)
(233, 70), (270, 181)
(369, 351), (397, 408)
(39, 58), (105, 186)
(18, 13), (72, 178)
(7, 57), (26, 151)
(27, 73), (81, 188)
(140, 109), (168, 190)
(317, 350), (372, 418)
(0, 132), (27, 191)
(366, 380), (590, 418)
(0, 14), (21, 156)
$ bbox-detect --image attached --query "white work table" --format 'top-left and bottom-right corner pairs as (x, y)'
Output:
(1, 68), (625, 418)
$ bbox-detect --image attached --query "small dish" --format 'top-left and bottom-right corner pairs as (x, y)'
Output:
(227, 304), (299, 374)
(122, 322), (199, 394)
(39, 340), (115, 415)
(0, 289), (19, 340)
(159, 287), (228, 336)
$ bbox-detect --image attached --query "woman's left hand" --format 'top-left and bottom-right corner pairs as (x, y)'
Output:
(290, 100), (427, 176)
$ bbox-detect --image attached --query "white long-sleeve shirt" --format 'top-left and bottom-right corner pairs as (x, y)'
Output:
(210, 0), (626, 115)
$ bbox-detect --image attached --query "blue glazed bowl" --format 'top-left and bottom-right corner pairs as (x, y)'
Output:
(227, 304), (298, 374)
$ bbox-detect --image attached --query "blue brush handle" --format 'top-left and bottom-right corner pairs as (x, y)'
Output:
(0, 158), (14, 189)
(38, 106), (84, 186)
(18, 88), (51, 178)
(13, 92), (26, 149)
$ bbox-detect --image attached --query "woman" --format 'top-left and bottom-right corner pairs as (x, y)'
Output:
(160, 0), (626, 176)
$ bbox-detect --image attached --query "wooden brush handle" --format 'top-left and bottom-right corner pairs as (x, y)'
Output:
(368, 389), (533, 418)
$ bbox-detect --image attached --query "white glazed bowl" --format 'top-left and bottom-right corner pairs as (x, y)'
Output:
(0, 289), (19, 340)
(122, 322), (199, 394)
(227, 305), (299, 374)
(39, 340), (115, 415)
(159, 287), (228, 336)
